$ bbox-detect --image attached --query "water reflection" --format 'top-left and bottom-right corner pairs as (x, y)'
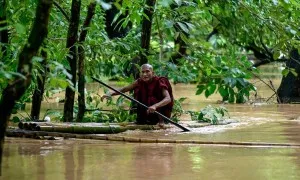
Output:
(133, 145), (173, 179)
(64, 145), (75, 180)
(187, 146), (203, 171)
(37, 156), (45, 180)
(77, 147), (85, 180)
(188, 146), (299, 180)
(2, 137), (300, 180)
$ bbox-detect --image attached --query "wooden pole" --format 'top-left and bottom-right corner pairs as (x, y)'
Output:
(92, 77), (190, 132)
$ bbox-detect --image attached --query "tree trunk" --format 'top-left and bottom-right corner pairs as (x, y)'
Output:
(139, 0), (156, 65)
(0, 0), (8, 58)
(277, 49), (300, 103)
(124, 0), (156, 79)
(0, 0), (52, 174)
(30, 47), (48, 120)
(77, 2), (96, 122)
(104, 0), (131, 39)
(170, 3), (190, 65)
(170, 23), (189, 64)
(63, 0), (81, 122)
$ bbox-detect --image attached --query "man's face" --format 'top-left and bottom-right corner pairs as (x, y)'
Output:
(141, 66), (154, 82)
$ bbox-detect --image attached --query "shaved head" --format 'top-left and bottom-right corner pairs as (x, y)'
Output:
(140, 64), (154, 82)
(141, 64), (153, 70)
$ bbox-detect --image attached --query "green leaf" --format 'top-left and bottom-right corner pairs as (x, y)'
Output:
(290, 68), (298, 76)
(228, 88), (235, 103)
(11, 108), (17, 114)
(142, 13), (150, 21)
(165, 20), (174, 28)
(185, 22), (195, 30)
(215, 56), (222, 66)
(196, 85), (206, 95)
(205, 68), (211, 76)
(205, 89), (210, 98)
(49, 78), (69, 88)
(96, 0), (112, 10)
(112, 11), (122, 25)
(273, 51), (281, 60)
(197, 113), (204, 120)
(281, 68), (289, 77)
(174, 0), (183, 6)
(177, 97), (187, 103)
(208, 84), (216, 95)
(116, 96), (124, 106)
(177, 22), (189, 33)
(12, 116), (20, 123)
(159, 0), (173, 7)
(218, 86), (229, 98)
(223, 77), (231, 85)
(131, 11), (141, 23)
(15, 23), (26, 34)
(236, 78), (247, 87)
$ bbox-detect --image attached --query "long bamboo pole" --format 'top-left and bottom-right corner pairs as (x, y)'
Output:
(91, 77), (190, 132)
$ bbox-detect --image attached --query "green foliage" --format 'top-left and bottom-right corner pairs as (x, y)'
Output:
(171, 97), (187, 122)
(2, 0), (300, 122)
(82, 91), (136, 123)
(151, 61), (197, 83)
(282, 67), (298, 77)
(11, 116), (21, 123)
(187, 105), (229, 125)
(47, 61), (74, 89)
(195, 52), (257, 103)
(208, 0), (300, 57)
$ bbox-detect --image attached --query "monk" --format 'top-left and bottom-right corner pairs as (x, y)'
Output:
(101, 64), (174, 126)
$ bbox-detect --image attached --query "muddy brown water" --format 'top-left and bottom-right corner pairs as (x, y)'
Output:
(2, 69), (300, 179)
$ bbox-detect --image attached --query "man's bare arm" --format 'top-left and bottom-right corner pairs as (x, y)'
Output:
(148, 89), (171, 113)
(101, 81), (138, 101)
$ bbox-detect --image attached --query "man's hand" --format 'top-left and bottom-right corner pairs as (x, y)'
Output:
(147, 105), (157, 113)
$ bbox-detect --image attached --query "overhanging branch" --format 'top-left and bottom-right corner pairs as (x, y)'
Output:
(53, 0), (70, 21)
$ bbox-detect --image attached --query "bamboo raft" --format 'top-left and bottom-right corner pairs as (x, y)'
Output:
(17, 121), (211, 134)
(6, 129), (300, 148)
(17, 121), (165, 134)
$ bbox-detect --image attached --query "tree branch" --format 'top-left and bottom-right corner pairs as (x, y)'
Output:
(79, 2), (96, 42)
(53, 0), (70, 21)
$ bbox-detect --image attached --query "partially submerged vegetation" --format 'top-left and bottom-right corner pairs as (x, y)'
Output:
(187, 105), (229, 125)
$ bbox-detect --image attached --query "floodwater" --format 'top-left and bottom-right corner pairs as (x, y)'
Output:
(2, 64), (300, 180)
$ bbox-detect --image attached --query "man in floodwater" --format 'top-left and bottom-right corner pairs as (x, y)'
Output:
(101, 64), (174, 126)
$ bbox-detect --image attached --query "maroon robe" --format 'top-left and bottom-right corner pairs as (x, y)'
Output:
(134, 76), (174, 124)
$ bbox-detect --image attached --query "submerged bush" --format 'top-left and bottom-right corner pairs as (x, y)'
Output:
(187, 105), (229, 125)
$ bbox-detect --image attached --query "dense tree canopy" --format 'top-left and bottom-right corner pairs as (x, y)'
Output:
(0, 0), (299, 118)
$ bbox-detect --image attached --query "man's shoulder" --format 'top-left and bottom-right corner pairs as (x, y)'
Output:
(158, 76), (168, 79)
(157, 76), (172, 89)
(157, 76), (171, 83)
